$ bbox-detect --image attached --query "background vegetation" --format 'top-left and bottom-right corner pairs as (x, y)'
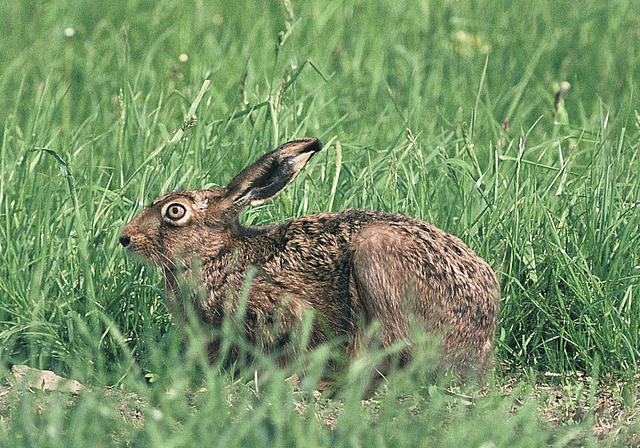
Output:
(1, 0), (639, 445)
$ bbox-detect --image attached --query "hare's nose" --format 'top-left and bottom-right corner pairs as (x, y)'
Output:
(119, 235), (131, 248)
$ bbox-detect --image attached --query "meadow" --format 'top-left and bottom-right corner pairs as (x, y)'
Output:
(1, 0), (640, 445)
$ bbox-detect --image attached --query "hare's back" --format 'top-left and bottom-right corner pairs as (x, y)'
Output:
(284, 208), (498, 297)
(344, 209), (497, 291)
(274, 208), (498, 305)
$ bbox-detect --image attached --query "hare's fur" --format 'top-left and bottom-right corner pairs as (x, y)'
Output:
(120, 138), (499, 376)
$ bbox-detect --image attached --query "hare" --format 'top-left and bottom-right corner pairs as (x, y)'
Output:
(119, 138), (499, 378)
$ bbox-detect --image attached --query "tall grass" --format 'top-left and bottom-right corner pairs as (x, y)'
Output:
(1, 0), (639, 444)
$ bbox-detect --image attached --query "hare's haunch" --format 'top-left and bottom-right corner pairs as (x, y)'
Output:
(120, 138), (499, 377)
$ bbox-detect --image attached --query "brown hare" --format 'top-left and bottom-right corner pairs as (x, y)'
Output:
(119, 138), (499, 378)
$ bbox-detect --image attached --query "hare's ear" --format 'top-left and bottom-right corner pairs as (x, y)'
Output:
(224, 138), (323, 209)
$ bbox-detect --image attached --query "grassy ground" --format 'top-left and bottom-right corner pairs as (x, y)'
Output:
(1, 0), (640, 445)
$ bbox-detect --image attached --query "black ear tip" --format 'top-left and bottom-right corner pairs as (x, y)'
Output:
(291, 137), (323, 154)
(306, 137), (323, 152)
(275, 138), (324, 159)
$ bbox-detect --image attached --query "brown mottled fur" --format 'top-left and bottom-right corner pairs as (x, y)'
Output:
(120, 138), (499, 378)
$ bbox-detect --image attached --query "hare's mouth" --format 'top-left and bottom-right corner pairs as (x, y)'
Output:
(122, 245), (153, 264)
(121, 241), (170, 269)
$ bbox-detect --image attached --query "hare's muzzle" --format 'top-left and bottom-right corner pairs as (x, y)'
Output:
(119, 235), (131, 248)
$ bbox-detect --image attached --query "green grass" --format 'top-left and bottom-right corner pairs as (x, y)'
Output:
(1, 0), (640, 445)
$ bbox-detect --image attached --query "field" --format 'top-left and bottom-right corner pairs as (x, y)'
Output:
(1, 0), (640, 445)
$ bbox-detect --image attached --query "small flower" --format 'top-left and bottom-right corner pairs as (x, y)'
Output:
(453, 31), (490, 56)
(179, 53), (188, 63)
(64, 28), (75, 38)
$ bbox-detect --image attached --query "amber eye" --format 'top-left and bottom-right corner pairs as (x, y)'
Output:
(165, 203), (186, 220)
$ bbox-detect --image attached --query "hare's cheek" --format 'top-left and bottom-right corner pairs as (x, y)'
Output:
(141, 244), (165, 264)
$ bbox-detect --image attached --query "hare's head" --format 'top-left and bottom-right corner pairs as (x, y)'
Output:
(119, 138), (323, 269)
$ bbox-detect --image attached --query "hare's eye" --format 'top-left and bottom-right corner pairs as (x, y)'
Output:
(165, 203), (186, 220)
